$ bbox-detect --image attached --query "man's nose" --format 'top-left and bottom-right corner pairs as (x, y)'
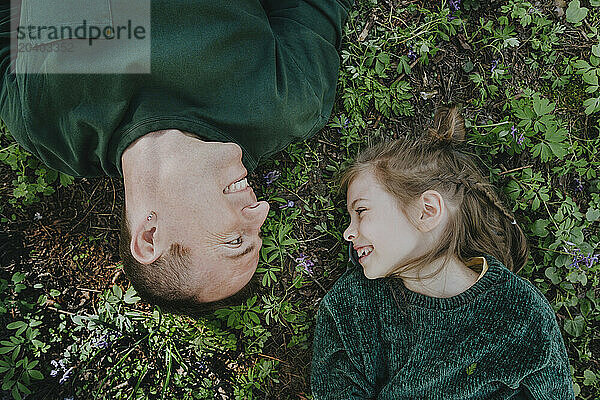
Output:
(225, 142), (243, 162)
(243, 200), (270, 230)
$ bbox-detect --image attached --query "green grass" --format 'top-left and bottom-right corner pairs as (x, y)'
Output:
(1, 0), (600, 398)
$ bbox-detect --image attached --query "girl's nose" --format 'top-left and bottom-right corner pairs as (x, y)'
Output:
(343, 224), (357, 241)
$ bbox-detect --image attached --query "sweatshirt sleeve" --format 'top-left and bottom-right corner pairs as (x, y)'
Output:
(311, 300), (376, 400)
(258, 0), (353, 116)
(520, 315), (576, 400)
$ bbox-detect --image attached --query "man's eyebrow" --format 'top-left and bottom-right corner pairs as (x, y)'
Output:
(348, 197), (367, 211)
(226, 243), (256, 259)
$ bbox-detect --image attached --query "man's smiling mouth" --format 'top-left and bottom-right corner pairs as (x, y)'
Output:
(224, 177), (249, 193)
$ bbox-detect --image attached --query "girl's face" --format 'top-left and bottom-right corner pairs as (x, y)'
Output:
(343, 171), (426, 279)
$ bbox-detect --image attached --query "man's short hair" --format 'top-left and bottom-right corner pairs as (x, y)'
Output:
(118, 202), (258, 315)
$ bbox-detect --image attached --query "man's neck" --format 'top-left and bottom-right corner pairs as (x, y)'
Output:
(121, 130), (172, 226)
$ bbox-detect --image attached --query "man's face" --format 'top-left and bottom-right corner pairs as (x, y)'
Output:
(162, 136), (270, 302)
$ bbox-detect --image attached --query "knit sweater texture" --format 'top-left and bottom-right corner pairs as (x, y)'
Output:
(311, 253), (576, 400)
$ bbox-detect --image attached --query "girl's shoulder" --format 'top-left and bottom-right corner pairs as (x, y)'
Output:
(482, 256), (563, 346)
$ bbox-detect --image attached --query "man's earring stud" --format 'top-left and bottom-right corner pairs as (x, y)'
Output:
(147, 213), (154, 221)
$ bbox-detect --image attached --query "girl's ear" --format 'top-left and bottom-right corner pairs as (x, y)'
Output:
(418, 190), (445, 232)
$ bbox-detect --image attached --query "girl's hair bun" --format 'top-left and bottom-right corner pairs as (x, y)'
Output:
(427, 105), (466, 142)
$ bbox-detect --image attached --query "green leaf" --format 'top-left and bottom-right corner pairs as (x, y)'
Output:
(28, 369), (43, 380)
(248, 312), (260, 324)
(545, 267), (561, 285)
(16, 382), (30, 395)
(574, 59), (592, 71)
(531, 219), (550, 237)
(564, 315), (586, 337)
(59, 172), (74, 187)
(548, 142), (568, 159)
(112, 285), (122, 299)
(11, 272), (25, 284)
(586, 208), (600, 221)
(583, 70), (598, 85)
(593, 44), (600, 58)
(466, 362), (477, 375)
(583, 369), (597, 385)
(12, 386), (22, 400)
(463, 61), (473, 73)
(583, 97), (600, 114)
(566, 0), (589, 24)
(123, 286), (141, 304)
(7, 321), (26, 330)
(396, 55), (411, 75)
(532, 94), (555, 116)
(503, 37), (520, 48)
(531, 142), (552, 162)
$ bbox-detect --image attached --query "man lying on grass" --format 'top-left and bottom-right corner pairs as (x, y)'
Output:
(0, 0), (352, 313)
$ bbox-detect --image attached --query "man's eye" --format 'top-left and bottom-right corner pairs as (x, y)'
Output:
(355, 208), (366, 216)
(228, 237), (243, 246)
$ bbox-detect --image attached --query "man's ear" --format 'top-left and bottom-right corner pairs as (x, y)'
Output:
(418, 190), (445, 232)
(130, 213), (162, 264)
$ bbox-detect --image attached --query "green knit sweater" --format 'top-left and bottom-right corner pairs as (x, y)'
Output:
(311, 253), (575, 400)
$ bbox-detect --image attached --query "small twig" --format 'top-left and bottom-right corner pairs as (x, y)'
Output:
(47, 306), (94, 318)
(76, 287), (101, 293)
(498, 165), (533, 176)
(358, 12), (376, 42)
(317, 139), (339, 148)
(113, 381), (128, 391)
(90, 226), (119, 231)
(296, 234), (328, 243)
(471, 121), (512, 129)
(258, 353), (285, 363)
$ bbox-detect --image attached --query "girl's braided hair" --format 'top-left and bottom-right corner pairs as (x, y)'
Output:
(340, 105), (529, 278)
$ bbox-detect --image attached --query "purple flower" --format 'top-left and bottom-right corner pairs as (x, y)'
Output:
(510, 125), (524, 145)
(566, 247), (598, 271)
(407, 50), (417, 62)
(336, 116), (350, 133)
(449, 0), (461, 11)
(263, 170), (281, 185)
(92, 332), (117, 349)
(491, 59), (499, 73)
(196, 361), (208, 370)
(59, 367), (74, 385)
(295, 254), (315, 274)
(573, 178), (584, 193)
(279, 200), (294, 209)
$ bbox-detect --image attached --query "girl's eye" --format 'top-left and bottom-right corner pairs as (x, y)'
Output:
(228, 237), (243, 246)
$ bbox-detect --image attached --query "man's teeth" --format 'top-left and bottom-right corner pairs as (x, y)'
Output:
(224, 178), (249, 193)
(359, 247), (373, 257)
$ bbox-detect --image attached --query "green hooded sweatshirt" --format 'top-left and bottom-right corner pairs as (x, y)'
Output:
(0, 0), (352, 177)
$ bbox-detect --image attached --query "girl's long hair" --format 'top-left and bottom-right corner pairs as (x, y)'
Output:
(340, 106), (529, 280)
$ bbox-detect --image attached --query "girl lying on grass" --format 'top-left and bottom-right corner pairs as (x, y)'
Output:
(311, 106), (575, 399)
